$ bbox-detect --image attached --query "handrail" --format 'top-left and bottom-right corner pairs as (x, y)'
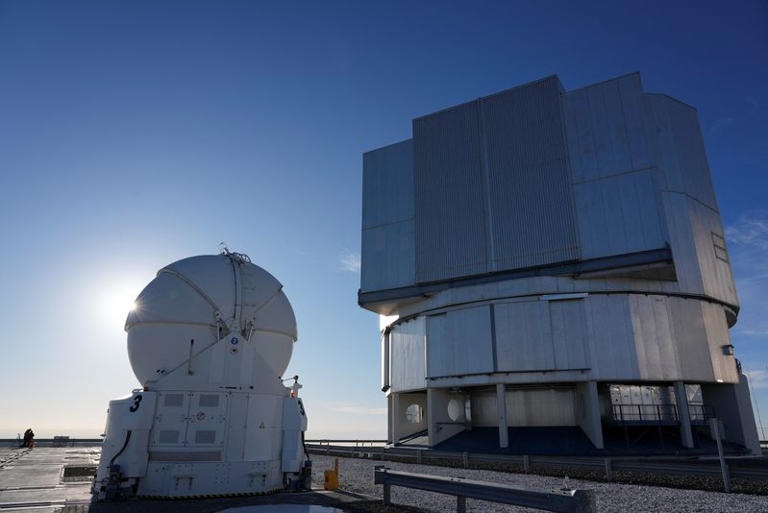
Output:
(374, 467), (596, 513)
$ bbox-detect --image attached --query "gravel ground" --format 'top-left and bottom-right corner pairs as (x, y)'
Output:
(311, 455), (768, 513)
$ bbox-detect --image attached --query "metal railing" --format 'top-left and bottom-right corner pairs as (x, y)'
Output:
(305, 439), (387, 448)
(306, 443), (768, 492)
(611, 403), (679, 424)
(374, 467), (596, 513)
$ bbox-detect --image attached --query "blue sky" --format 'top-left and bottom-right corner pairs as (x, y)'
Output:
(0, 0), (766, 440)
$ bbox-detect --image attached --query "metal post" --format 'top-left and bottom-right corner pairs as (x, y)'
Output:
(457, 495), (466, 513)
(604, 458), (613, 481)
(383, 482), (391, 505)
(523, 454), (530, 473)
(496, 383), (509, 448)
(710, 419), (731, 493)
(417, 449), (422, 465)
(462, 451), (469, 468)
(674, 381), (694, 448)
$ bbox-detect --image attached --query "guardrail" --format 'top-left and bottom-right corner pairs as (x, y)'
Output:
(374, 467), (596, 513)
(306, 443), (768, 493)
(305, 439), (387, 448)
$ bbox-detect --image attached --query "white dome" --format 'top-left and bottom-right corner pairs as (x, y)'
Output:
(125, 252), (297, 386)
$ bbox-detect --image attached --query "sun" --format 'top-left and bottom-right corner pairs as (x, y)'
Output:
(99, 281), (141, 329)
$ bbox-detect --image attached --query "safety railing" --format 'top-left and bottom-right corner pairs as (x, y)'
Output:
(611, 403), (678, 424)
(374, 467), (596, 513)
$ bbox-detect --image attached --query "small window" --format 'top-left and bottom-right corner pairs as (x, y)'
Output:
(405, 404), (423, 424)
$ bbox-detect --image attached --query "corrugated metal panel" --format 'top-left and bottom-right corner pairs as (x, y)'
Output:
(482, 76), (579, 270)
(584, 295), (640, 380)
(362, 140), (414, 229)
(689, 200), (738, 305)
(647, 95), (718, 210)
(701, 301), (738, 383)
(573, 169), (666, 259)
(629, 295), (680, 380)
(360, 139), (415, 292)
(660, 191), (738, 306)
(669, 297), (714, 381)
(360, 220), (414, 292)
(413, 101), (488, 283)
(494, 301), (554, 371)
(426, 307), (493, 377)
(390, 317), (426, 392)
(549, 299), (588, 370)
(563, 74), (650, 183)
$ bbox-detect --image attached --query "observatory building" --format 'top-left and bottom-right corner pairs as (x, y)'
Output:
(94, 251), (309, 500)
(359, 73), (760, 454)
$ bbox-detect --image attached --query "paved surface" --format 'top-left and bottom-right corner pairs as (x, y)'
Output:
(0, 446), (98, 512)
(0, 448), (412, 513)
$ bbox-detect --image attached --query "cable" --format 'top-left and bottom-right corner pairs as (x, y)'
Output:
(110, 430), (132, 467)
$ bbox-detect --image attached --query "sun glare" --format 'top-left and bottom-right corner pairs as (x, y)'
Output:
(99, 282), (141, 329)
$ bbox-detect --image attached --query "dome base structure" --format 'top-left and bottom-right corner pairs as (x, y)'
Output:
(93, 252), (310, 501)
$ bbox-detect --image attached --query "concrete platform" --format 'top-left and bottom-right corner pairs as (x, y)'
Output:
(0, 448), (414, 513)
(0, 446), (98, 512)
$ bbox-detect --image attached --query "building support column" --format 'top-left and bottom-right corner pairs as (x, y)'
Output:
(388, 393), (396, 445)
(577, 381), (604, 449)
(674, 381), (694, 449)
(496, 383), (508, 448)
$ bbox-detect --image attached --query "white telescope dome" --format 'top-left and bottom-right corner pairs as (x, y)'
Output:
(125, 251), (297, 386)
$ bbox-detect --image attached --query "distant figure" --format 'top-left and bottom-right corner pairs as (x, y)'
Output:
(21, 428), (34, 448)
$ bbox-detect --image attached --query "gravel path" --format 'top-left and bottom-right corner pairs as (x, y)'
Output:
(311, 455), (768, 513)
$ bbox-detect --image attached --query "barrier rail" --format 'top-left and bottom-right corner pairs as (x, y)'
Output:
(306, 443), (768, 492)
(374, 467), (596, 513)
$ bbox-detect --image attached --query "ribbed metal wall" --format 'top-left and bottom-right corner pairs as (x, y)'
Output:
(389, 317), (426, 392)
(361, 140), (415, 292)
(483, 76), (579, 270)
(648, 95), (718, 210)
(413, 102), (487, 283)
(563, 74), (666, 260)
(426, 307), (494, 378)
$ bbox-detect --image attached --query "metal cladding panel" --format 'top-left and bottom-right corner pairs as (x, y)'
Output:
(495, 301), (555, 371)
(690, 200), (738, 306)
(361, 140), (416, 293)
(362, 140), (414, 229)
(563, 73), (651, 183)
(702, 301), (738, 383)
(661, 192), (705, 294)
(494, 299), (589, 373)
(482, 77), (579, 270)
(661, 191), (738, 306)
(361, 220), (415, 292)
(669, 297), (715, 381)
(549, 299), (588, 370)
(629, 295), (680, 380)
(585, 295), (640, 380)
(389, 317), (426, 392)
(414, 101), (488, 282)
(426, 307), (494, 378)
(574, 169), (666, 259)
(648, 94), (718, 210)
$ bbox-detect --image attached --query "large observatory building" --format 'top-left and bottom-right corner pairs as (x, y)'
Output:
(358, 73), (760, 454)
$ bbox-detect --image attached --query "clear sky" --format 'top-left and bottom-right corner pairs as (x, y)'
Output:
(0, 0), (766, 440)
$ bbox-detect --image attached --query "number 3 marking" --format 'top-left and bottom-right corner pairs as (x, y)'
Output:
(129, 394), (143, 412)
